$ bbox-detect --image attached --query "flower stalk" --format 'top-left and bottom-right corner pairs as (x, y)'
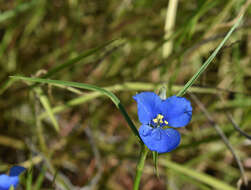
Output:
(133, 144), (149, 190)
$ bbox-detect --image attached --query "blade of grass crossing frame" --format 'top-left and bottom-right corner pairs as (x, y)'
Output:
(35, 87), (60, 132)
(11, 76), (120, 104)
(26, 168), (33, 190)
(0, 78), (15, 95)
(177, 15), (243, 97)
(37, 83), (220, 120)
(34, 165), (47, 190)
(160, 159), (235, 190)
(0, 0), (36, 23)
(10, 76), (142, 142)
(52, 169), (59, 189)
(43, 39), (118, 78)
(0, 39), (119, 95)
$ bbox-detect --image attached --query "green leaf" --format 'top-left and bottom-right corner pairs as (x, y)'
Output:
(37, 82), (219, 120)
(177, 15), (243, 97)
(152, 151), (159, 177)
(26, 168), (33, 190)
(43, 39), (118, 78)
(0, 0), (36, 23)
(34, 87), (60, 132)
(160, 159), (236, 190)
(0, 39), (120, 95)
(0, 78), (15, 95)
(10, 76), (142, 142)
(34, 165), (47, 190)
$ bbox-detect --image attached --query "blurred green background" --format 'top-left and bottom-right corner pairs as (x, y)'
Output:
(0, 0), (250, 189)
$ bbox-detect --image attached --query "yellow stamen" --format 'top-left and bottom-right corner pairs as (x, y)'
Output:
(153, 114), (166, 124)
(153, 118), (158, 123)
(158, 114), (163, 119)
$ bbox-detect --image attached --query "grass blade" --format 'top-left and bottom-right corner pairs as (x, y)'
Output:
(10, 76), (142, 142)
(177, 15), (243, 97)
(0, 39), (119, 95)
(37, 82), (220, 120)
(35, 87), (60, 132)
(160, 159), (236, 190)
(43, 39), (118, 78)
(0, 78), (15, 95)
(26, 168), (33, 190)
(34, 165), (47, 190)
(0, 0), (36, 23)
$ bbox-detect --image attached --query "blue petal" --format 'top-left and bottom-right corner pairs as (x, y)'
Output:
(139, 125), (181, 153)
(140, 124), (153, 136)
(160, 96), (192, 127)
(133, 92), (161, 124)
(9, 166), (26, 177)
(0, 175), (19, 190)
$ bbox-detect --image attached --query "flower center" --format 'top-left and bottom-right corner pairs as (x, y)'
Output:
(152, 114), (168, 126)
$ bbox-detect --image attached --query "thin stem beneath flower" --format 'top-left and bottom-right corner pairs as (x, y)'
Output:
(133, 145), (149, 190)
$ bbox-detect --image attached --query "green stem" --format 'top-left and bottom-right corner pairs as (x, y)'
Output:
(133, 145), (149, 190)
(118, 103), (141, 141)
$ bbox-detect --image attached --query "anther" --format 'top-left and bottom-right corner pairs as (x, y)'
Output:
(153, 114), (166, 125)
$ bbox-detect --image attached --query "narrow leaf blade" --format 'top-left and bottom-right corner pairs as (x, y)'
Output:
(177, 15), (243, 97)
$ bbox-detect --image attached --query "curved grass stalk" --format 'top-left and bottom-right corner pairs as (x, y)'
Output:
(10, 76), (141, 142)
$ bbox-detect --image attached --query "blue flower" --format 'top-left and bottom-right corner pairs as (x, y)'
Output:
(0, 166), (26, 190)
(133, 92), (192, 153)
